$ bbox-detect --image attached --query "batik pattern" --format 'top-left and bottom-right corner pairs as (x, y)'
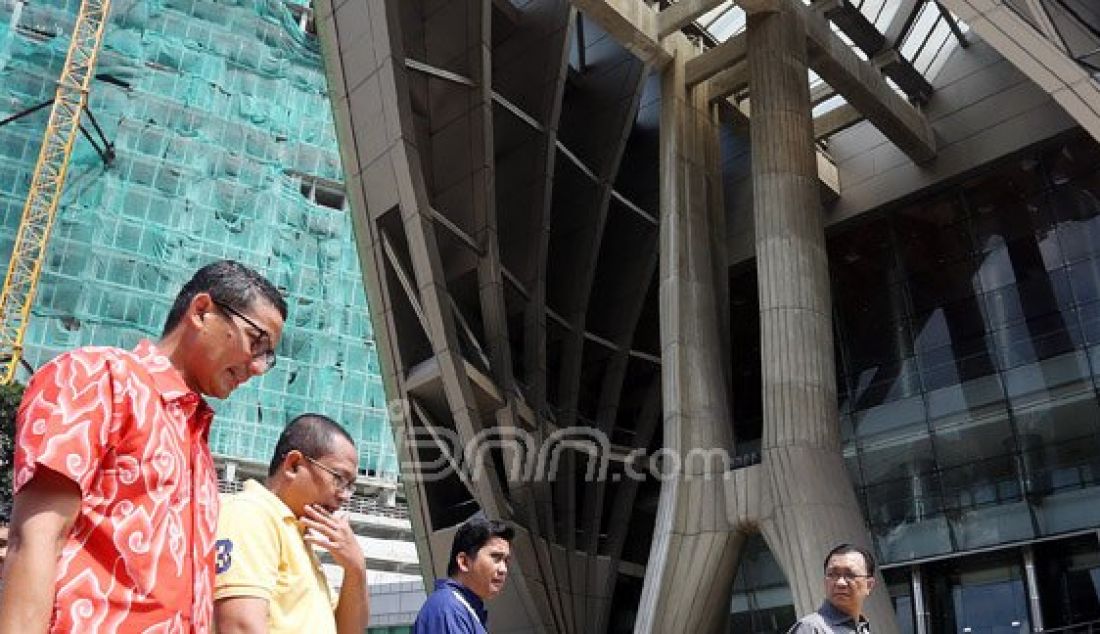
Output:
(14, 341), (218, 633)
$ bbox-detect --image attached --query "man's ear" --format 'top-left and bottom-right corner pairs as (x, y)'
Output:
(186, 292), (215, 329)
(284, 450), (305, 477)
(455, 552), (471, 574)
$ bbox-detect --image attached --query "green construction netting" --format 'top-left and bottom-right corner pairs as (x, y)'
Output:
(0, 0), (397, 479)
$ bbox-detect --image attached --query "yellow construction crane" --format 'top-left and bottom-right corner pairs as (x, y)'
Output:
(0, 0), (112, 384)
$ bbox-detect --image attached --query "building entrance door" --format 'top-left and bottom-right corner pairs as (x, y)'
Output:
(927, 551), (1030, 634)
(952, 578), (1030, 634)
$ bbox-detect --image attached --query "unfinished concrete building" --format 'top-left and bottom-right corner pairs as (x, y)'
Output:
(316, 0), (1100, 631)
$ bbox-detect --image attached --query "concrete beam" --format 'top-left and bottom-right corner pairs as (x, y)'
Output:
(705, 60), (749, 101)
(794, 0), (936, 162)
(569, 0), (672, 68)
(872, 48), (933, 103)
(657, 0), (727, 37)
(813, 0), (932, 103)
(809, 81), (836, 106)
(813, 102), (862, 138)
(717, 96), (751, 134)
(816, 146), (840, 202)
(739, 0), (782, 12)
(684, 32), (746, 85)
(813, 0), (885, 56)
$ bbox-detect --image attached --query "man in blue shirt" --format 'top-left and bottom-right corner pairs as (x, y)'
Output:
(412, 518), (514, 634)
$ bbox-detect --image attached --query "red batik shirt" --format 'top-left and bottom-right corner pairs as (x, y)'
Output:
(14, 340), (219, 633)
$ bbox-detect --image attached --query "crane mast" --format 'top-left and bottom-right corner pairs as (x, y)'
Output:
(0, 0), (112, 384)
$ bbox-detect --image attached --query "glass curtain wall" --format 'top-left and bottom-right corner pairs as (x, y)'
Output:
(830, 132), (1100, 565)
(729, 535), (797, 633)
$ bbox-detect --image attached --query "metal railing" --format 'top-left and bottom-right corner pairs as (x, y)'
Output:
(345, 494), (409, 521)
(216, 477), (410, 521)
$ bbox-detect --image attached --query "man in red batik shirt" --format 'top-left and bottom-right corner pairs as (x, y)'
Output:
(0, 260), (286, 634)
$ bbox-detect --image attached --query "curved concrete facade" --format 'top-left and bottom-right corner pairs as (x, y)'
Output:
(315, 2), (658, 630)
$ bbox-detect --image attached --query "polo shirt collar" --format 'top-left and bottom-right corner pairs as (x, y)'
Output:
(242, 479), (297, 523)
(134, 339), (214, 435)
(439, 578), (489, 626)
(821, 600), (868, 628)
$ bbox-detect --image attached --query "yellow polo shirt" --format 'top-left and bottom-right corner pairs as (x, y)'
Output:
(214, 479), (337, 634)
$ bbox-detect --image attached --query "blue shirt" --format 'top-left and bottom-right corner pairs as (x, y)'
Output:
(412, 579), (488, 634)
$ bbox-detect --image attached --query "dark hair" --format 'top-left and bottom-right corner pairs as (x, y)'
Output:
(447, 517), (514, 576)
(823, 543), (876, 577)
(268, 413), (356, 476)
(162, 260), (287, 336)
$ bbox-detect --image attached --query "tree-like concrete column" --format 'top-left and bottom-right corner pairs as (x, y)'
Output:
(634, 34), (741, 634)
(745, 2), (900, 631)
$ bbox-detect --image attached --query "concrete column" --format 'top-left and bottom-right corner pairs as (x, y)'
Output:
(635, 35), (740, 634)
(745, 3), (899, 632)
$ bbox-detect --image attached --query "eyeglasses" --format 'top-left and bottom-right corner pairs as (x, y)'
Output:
(303, 455), (356, 493)
(825, 571), (872, 583)
(213, 299), (276, 373)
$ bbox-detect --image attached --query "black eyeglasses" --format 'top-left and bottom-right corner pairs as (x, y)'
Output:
(825, 571), (872, 583)
(303, 455), (356, 493)
(213, 299), (276, 372)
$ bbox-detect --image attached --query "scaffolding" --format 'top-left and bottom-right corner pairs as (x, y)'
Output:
(0, 0), (397, 479)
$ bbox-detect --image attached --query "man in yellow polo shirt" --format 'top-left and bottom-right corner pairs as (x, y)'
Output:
(213, 414), (370, 634)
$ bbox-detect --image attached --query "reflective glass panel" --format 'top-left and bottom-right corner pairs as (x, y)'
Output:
(830, 133), (1100, 564)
